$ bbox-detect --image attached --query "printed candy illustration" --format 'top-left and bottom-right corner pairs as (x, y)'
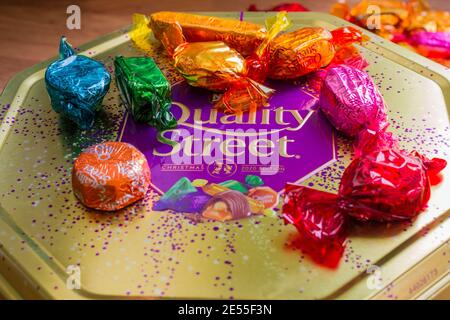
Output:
(153, 175), (276, 221)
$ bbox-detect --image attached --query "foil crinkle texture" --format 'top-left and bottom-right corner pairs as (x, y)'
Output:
(72, 142), (151, 211)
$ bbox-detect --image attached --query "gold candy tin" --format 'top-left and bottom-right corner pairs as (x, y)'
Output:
(0, 12), (449, 300)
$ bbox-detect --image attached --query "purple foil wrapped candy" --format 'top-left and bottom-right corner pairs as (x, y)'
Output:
(319, 65), (388, 137)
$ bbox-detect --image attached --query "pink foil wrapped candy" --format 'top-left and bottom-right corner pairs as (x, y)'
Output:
(319, 65), (388, 137)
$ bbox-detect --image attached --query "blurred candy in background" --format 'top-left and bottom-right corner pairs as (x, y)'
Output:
(249, 0), (449, 66)
(330, 0), (450, 66)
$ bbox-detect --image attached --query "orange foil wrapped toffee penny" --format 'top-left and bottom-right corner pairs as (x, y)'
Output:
(72, 142), (151, 211)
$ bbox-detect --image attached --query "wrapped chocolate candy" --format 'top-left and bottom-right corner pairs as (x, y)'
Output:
(340, 143), (446, 222)
(72, 142), (151, 211)
(268, 26), (368, 79)
(319, 65), (388, 137)
(285, 135), (446, 222)
(283, 133), (446, 266)
(172, 41), (273, 113)
(283, 185), (347, 268)
(45, 37), (111, 129)
(132, 12), (289, 113)
(149, 11), (267, 57)
(114, 56), (177, 131)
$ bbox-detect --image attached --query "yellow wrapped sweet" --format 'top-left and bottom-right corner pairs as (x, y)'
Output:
(173, 41), (247, 91)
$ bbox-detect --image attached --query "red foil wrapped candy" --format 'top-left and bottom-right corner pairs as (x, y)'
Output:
(283, 129), (446, 266)
(283, 184), (347, 268)
(340, 131), (446, 222)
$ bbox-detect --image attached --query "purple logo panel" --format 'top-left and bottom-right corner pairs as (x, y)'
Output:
(120, 81), (336, 193)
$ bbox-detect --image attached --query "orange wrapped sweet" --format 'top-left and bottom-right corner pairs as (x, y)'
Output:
(268, 26), (368, 79)
(72, 142), (151, 211)
(149, 11), (267, 57)
(172, 40), (274, 113)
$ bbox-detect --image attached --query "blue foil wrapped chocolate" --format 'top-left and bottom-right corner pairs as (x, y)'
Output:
(45, 37), (111, 129)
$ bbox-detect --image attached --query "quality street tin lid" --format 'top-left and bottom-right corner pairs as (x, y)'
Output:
(0, 12), (449, 300)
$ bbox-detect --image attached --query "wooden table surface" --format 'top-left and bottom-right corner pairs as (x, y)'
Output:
(0, 0), (448, 91)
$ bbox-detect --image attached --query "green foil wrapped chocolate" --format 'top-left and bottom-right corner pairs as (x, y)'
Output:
(114, 56), (176, 131)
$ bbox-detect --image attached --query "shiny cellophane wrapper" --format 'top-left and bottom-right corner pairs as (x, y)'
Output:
(0, 13), (449, 300)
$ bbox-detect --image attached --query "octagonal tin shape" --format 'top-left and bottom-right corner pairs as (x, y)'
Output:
(0, 12), (449, 300)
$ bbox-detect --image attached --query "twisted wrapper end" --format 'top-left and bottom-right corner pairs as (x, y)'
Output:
(59, 36), (76, 59)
